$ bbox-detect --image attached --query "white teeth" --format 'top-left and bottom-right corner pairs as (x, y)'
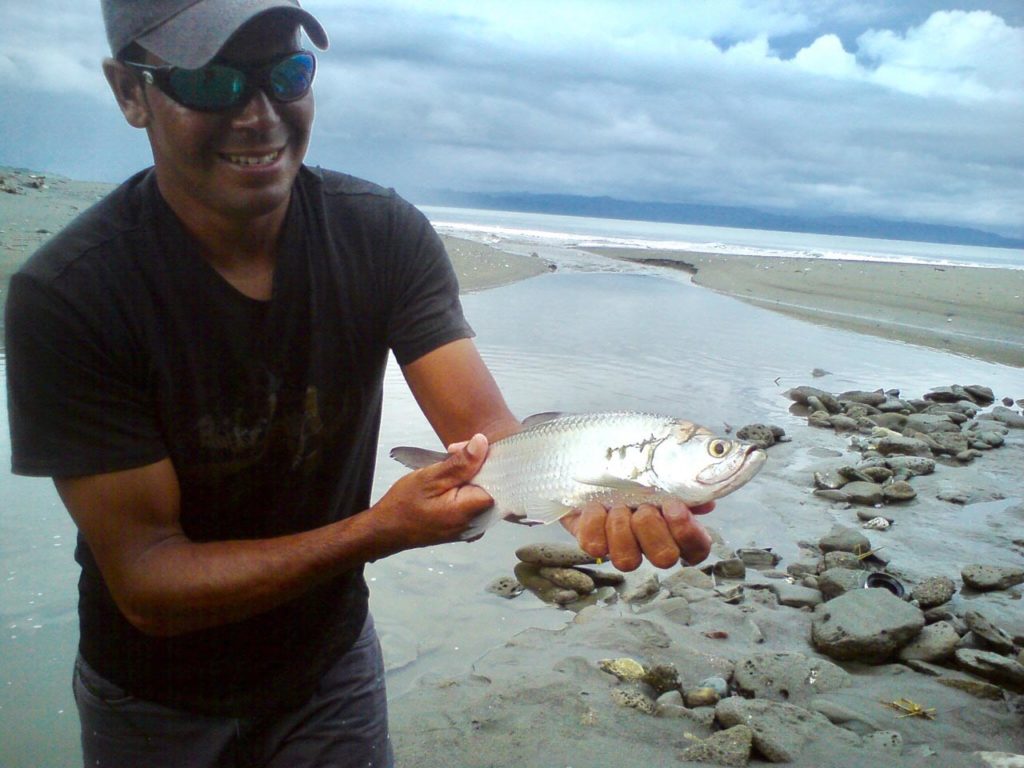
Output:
(224, 150), (280, 166)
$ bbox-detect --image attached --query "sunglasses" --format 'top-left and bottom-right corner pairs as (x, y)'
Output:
(125, 50), (316, 112)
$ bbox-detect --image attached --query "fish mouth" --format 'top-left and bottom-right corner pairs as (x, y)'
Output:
(697, 444), (766, 488)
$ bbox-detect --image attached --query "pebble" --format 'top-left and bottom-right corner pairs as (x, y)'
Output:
(735, 548), (781, 569)
(684, 687), (720, 708)
(838, 480), (884, 506)
(515, 542), (596, 567)
(898, 621), (960, 662)
(911, 576), (957, 609)
(486, 576), (524, 598)
(713, 558), (747, 580)
(882, 480), (916, 502)
(818, 525), (871, 556)
(538, 567), (595, 594)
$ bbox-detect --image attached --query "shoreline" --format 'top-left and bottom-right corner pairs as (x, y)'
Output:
(584, 247), (1024, 368)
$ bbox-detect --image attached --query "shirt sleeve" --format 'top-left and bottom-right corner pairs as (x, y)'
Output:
(383, 198), (474, 365)
(5, 271), (168, 477)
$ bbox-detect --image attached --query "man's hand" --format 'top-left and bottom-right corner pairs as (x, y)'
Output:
(560, 499), (714, 571)
(369, 433), (495, 552)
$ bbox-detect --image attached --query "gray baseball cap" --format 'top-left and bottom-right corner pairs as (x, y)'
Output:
(101, 0), (329, 68)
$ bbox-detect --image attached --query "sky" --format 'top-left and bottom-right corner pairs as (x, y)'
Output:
(1, 1), (1022, 237)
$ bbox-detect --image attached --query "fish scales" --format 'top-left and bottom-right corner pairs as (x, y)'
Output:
(390, 411), (766, 540)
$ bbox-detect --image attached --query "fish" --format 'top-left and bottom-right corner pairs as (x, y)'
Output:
(390, 411), (766, 539)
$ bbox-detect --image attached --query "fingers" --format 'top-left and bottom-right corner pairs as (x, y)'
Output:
(606, 504), (642, 571)
(573, 501), (609, 560)
(631, 504), (681, 569)
(428, 433), (488, 490)
(661, 498), (713, 565)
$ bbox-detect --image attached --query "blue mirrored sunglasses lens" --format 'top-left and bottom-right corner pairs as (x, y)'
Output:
(168, 64), (246, 109)
(269, 52), (316, 101)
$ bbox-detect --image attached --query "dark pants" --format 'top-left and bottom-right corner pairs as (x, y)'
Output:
(73, 614), (393, 768)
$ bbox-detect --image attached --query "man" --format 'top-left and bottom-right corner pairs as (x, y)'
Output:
(4, 1), (713, 765)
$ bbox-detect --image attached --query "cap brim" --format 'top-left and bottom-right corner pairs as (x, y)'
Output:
(136, 0), (328, 68)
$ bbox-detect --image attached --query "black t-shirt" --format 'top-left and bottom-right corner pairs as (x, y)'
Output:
(4, 166), (472, 715)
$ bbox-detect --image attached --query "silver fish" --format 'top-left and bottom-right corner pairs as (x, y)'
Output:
(390, 411), (766, 539)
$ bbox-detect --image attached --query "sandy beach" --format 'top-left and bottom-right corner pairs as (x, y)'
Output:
(2, 170), (1023, 767)
(585, 247), (1024, 368)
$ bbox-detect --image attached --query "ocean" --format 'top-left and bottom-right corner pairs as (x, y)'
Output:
(422, 205), (1024, 271)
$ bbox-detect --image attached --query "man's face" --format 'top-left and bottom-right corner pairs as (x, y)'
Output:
(141, 16), (314, 227)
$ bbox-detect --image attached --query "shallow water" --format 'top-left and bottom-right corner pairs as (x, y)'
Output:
(1, 263), (1022, 766)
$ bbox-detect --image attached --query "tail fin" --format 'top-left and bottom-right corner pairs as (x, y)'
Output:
(389, 446), (449, 469)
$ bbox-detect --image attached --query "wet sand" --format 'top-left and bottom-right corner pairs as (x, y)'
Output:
(585, 247), (1024, 368)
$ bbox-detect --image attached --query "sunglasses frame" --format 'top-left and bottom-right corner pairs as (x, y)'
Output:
(124, 50), (317, 113)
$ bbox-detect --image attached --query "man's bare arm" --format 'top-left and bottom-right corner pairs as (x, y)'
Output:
(55, 437), (493, 637)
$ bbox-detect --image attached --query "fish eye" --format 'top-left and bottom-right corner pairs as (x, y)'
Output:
(708, 439), (730, 458)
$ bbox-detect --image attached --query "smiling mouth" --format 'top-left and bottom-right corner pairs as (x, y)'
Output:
(220, 149), (282, 167)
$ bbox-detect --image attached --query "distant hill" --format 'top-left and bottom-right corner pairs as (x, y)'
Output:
(420, 190), (1024, 249)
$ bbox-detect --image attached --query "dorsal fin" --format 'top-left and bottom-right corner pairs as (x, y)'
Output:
(389, 446), (448, 469)
(522, 411), (567, 428)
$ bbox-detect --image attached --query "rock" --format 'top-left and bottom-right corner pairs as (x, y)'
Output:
(965, 610), (1017, 654)
(621, 573), (661, 603)
(962, 564), (1024, 592)
(768, 582), (822, 608)
(813, 489), (850, 502)
(911, 576), (957, 609)
(875, 436), (933, 457)
(813, 471), (845, 490)
(715, 697), (860, 763)
(808, 411), (833, 429)
(928, 432), (971, 456)
(820, 550), (863, 571)
(881, 480), (916, 502)
(982, 406), (1024, 428)
(685, 687), (721, 708)
(515, 542), (596, 567)
(714, 558), (747, 580)
(905, 413), (960, 434)
(735, 548), (781, 569)
(860, 465), (894, 483)
(972, 431), (1006, 449)
(807, 699), (885, 732)
(486, 576), (524, 598)
(736, 423), (777, 449)
(699, 676), (730, 698)
(829, 414), (860, 431)
(715, 584), (745, 604)
(573, 566), (626, 587)
(963, 385), (996, 405)
(884, 456), (936, 476)
(840, 481), (884, 506)
(733, 652), (849, 702)
(786, 386), (841, 413)
(839, 389), (887, 406)
(818, 525), (871, 556)
(551, 588), (579, 604)
(955, 649), (1024, 691)
(664, 566), (715, 594)
(898, 621), (960, 662)
(811, 589), (924, 663)
(678, 725), (754, 767)
(818, 568), (866, 600)
(610, 687), (656, 714)
(598, 657), (646, 681)
(643, 663), (681, 695)
(655, 689), (683, 708)
(538, 567), (596, 594)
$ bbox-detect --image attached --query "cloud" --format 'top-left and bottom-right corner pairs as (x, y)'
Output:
(0, 1), (1021, 236)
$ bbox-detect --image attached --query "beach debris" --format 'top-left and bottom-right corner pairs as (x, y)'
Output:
(862, 516), (890, 530)
(882, 697), (936, 720)
(391, 411), (766, 539)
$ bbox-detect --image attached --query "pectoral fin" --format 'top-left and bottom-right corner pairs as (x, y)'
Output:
(573, 474), (655, 494)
